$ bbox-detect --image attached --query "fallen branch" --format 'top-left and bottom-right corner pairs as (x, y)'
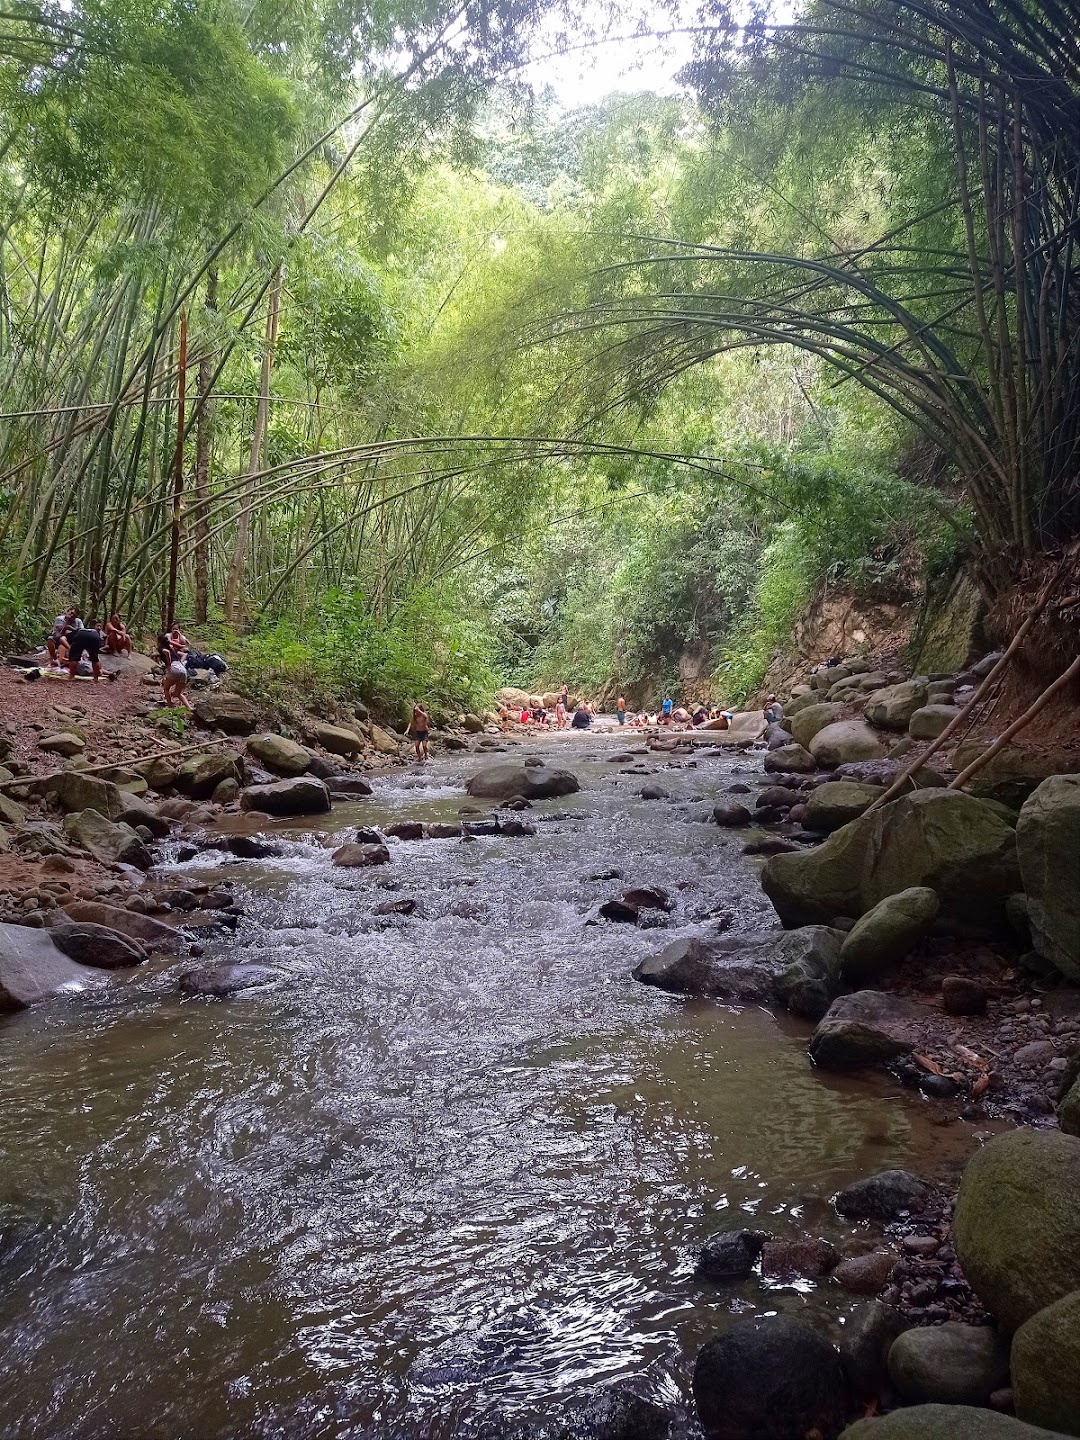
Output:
(865, 560), (1067, 813)
(949, 651), (1080, 792)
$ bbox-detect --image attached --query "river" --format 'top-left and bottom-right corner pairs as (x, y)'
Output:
(0, 734), (985, 1438)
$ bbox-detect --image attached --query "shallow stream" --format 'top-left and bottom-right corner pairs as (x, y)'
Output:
(0, 735), (987, 1438)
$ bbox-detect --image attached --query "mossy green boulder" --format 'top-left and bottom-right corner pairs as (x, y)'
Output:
(1016, 775), (1080, 981)
(762, 789), (1018, 929)
(1012, 1289), (1080, 1435)
(839, 887), (940, 980)
(954, 1130), (1080, 1332)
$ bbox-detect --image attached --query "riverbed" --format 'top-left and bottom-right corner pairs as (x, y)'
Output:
(0, 734), (991, 1438)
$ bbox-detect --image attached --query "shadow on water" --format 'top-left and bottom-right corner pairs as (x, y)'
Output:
(0, 734), (994, 1438)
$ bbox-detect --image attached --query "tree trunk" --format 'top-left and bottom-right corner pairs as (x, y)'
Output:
(193, 268), (218, 624)
(223, 265), (282, 625)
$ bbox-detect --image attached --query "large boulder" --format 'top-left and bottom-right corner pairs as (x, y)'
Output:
(887, 1322), (1009, 1405)
(1016, 775), (1080, 981)
(62, 809), (151, 869)
(113, 791), (170, 838)
(370, 725), (400, 754)
(761, 790), (1019, 930)
(696, 1228), (768, 1281)
(763, 743), (817, 775)
(839, 887), (940, 980)
(810, 721), (886, 769)
(692, 1316), (847, 1440)
(790, 703), (845, 749)
(0, 922), (99, 1010)
(43, 771), (126, 818)
(1059, 1077), (1080, 1137)
(53, 901), (183, 952)
(1011, 1290), (1080, 1435)
(247, 734), (310, 777)
(240, 777), (330, 816)
(39, 731), (85, 757)
(840, 1404), (1074, 1440)
(312, 722), (364, 756)
(809, 991), (930, 1070)
(465, 764), (580, 801)
(772, 925), (846, 1020)
(803, 781), (882, 832)
(632, 934), (778, 1006)
(48, 921), (146, 969)
(953, 1130), (1080, 1331)
(909, 704), (961, 740)
(174, 751), (241, 800)
(864, 680), (929, 730)
(192, 693), (258, 735)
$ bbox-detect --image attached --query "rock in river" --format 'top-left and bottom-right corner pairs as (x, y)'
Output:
(1016, 775), (1080, 982)
(179, 963), (279, 997)
(697, 1228), (769, 1281)
(888, 1322), (1009, 1406)
(810, 991), (931, 1070)
(763, 743), (816, 775)
(633, 934), (775, 1003)
(240, 777), (330, 816)
(762, 789), (1019, 930)
(953, 1129), (1080, 1331)
(465, 763), (580, 801)
(834, 1169), (931, 1221)
(839, 1405), (1074, 1440)
(51, 900), (183, 952)
(0, 922), (99, 1010)
(692, 1316), (847, 1440)
(332, 841), (390, 867)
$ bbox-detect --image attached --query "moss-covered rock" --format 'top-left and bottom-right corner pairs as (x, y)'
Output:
(803, 781), (882, 832)
(1016, 775), (1080, 981)
(839, 887), (940, 980)
(246, 734), (310, 777)
(762, 790), (1018, 929)
(864, 680), (929, 730)
(1011, 1290), (1080, 1436)
(790, 703), (845, 749)
(954, 1130), (1080, 1332)
(810, 721), (886, 768)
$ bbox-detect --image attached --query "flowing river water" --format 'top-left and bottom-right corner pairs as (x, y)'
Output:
(0, 733), (988, 1439)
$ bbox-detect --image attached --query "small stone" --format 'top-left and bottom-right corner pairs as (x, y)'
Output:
(942, 975), (988, 1015)
(833, 1250), (895, 1293)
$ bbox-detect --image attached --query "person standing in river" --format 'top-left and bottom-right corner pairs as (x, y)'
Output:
(411, 702), (430, 762)
(616, 694), (626, 725)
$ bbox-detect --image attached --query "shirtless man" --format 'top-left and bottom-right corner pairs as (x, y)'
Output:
(411, 702), (430, 762)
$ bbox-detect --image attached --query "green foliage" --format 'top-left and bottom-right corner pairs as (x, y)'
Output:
(0, 573), (40, 649)
(231, 583), (497, 719)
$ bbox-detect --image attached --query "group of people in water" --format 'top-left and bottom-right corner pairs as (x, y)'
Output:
(498, 686), (760, 732)
(43, 607), (228, 709)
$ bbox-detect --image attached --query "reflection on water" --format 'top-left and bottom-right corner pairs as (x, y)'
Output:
(0, 736), (984, 1438)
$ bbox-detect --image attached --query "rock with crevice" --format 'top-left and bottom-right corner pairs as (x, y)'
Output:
(1016, 775), (1080, 982)
(62, 809), (151, 869)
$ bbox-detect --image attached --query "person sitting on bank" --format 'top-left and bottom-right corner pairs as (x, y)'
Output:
(411, 702), (430, 762)
(570, 703), (591, 729)
(104, 613), (132, 656)
(764, 693), (784, 724)
(691, 703), (709, 727)
(47, 607), (81, 666)
(64, 619), (103, 682)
